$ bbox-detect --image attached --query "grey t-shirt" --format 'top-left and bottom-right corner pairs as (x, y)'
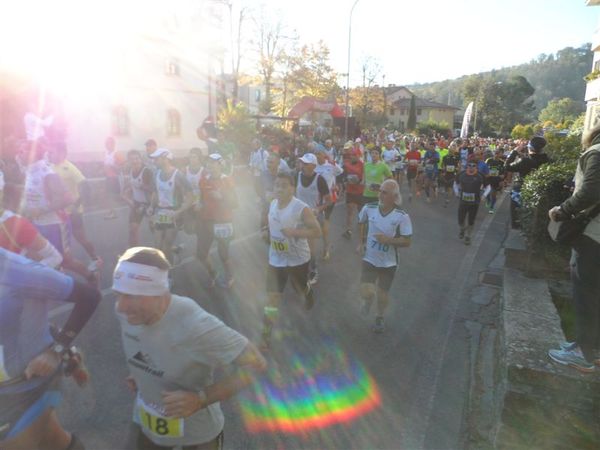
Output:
(117, 295), (248, 446)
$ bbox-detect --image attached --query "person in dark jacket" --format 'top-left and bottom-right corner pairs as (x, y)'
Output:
(504, 136), (550, 228)
(547, 123), (600, 373)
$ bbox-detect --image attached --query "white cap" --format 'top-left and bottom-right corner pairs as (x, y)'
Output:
(208, 153), (223, 161)
(150, 148), (173, 160)
(299, 153), (317, 165)
(355, 138), (362, 143)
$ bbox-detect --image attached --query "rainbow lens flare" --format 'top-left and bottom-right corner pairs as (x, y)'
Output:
(240, 345), (381, 434)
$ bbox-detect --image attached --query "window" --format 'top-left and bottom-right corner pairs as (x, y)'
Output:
(165, 58), (180, 76)
(417, 108), (422, 116)
(594, 60), (600, 72)
(111, 106), (129, 136)
(389, 107), (395, 116)
(255, 89), (261, 102)
(167, 109), (181, 136)
(400, 108), (406, 116)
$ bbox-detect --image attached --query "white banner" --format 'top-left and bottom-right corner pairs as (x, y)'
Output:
(460, 102), (474, 138)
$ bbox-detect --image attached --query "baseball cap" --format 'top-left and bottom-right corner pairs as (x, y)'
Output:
(150, 148), (173, 160)
(343, 140), (353, 150)
(355, 138), (362, 143)
(299, 153), (317, 165)
(208, 153), (223, 161)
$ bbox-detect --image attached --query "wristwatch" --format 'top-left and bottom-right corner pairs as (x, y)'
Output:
(51, 343), (71, 361)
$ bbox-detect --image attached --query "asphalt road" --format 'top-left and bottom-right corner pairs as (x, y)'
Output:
(53, 175), (509, 450)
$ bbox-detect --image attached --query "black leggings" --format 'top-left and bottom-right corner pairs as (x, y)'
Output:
(458, 202), (479, 226)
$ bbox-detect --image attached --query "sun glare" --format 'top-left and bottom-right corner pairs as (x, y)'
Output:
(0, 1), (153, 100)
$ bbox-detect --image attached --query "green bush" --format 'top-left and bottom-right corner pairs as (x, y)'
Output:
(416, 120), (450, 136)
(544, 133), (581, 163)
(520, 161), (577, 252)
(218, 100), (256, 156)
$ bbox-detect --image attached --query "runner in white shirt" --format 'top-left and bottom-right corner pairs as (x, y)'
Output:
(295, 153), (331, 285)
(113, 247), (266, 450)
(261, 172), (322, 350)
(19, 140), (95, 283)
(248, 138), (268, 200)
(315, 148), (343, 261)
(123, 150), (155, 247)
(149, 148), (192, 266)
(357, 179), (412, 333)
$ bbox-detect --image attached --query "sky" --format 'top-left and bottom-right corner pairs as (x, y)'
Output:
(252, 0), (599, 87)
(0, 0), (597, 93)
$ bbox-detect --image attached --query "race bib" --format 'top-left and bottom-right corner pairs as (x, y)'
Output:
(137, 397), (184, 438)
(213, 223), (234, 239)
(446, 165), (455, 173)
(270, 238), (289, 253)
(462, 192), (476, 202)
(489, 168), (499, 177)
(425, 163), (435, 171)
(370, 238), (390, 253)
(156, 209), (174, 224)
(409, 159), (418, 166)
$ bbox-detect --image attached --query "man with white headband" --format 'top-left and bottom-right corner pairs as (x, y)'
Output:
(113, 247), (266, 450)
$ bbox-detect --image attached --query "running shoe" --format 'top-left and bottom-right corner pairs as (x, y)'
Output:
(308, 270), (319, 285)
(372, 316), (386, 333)
(322, 248), (331, 261)
(548, 347), (595, 373)
(559, 342), (600, 366)
(488, 209), (494, 214)
(342, 229), (352, 240)
(459, 229), (465, 239)
(464, 236), (471, 246)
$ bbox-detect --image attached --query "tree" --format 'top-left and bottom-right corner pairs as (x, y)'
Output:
(407, 95), (417, 131)
(463, 75), (535, 135)
(538, 97), (585, 125)
(253, 13), (290, 114)
(347, 57), (385, 127)
(272, 41), (341, 116)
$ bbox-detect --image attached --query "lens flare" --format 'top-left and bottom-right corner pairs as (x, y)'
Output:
(240, 344), (381, 434)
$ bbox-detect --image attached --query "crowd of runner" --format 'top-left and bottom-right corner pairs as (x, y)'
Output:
(1, 115), (552, 449)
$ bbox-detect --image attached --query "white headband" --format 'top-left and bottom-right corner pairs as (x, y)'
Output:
(112, 261), (169, 296)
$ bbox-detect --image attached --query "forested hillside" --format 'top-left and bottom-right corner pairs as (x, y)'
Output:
(408, 44), (592, 115)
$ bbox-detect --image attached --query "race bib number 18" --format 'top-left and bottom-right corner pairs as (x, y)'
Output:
(138, 398), (183, 438)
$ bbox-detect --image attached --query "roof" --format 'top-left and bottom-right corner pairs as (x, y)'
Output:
(392, 97), (460, 110)
(383, 85), (413, 96)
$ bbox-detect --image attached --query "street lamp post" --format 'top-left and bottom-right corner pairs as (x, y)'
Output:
(344, 0), (361, 142)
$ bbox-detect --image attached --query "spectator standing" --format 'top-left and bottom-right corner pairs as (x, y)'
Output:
(504, 136), (549, 228)
(548, 124), (600, 373)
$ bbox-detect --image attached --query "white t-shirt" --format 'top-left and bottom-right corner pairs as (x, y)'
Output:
(268, 197), (311, 267)
(382, 148), (400, 171)
(358, 203), (413, 268)
(315, 161), (343, 192)
(117, 295), (248, 447)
